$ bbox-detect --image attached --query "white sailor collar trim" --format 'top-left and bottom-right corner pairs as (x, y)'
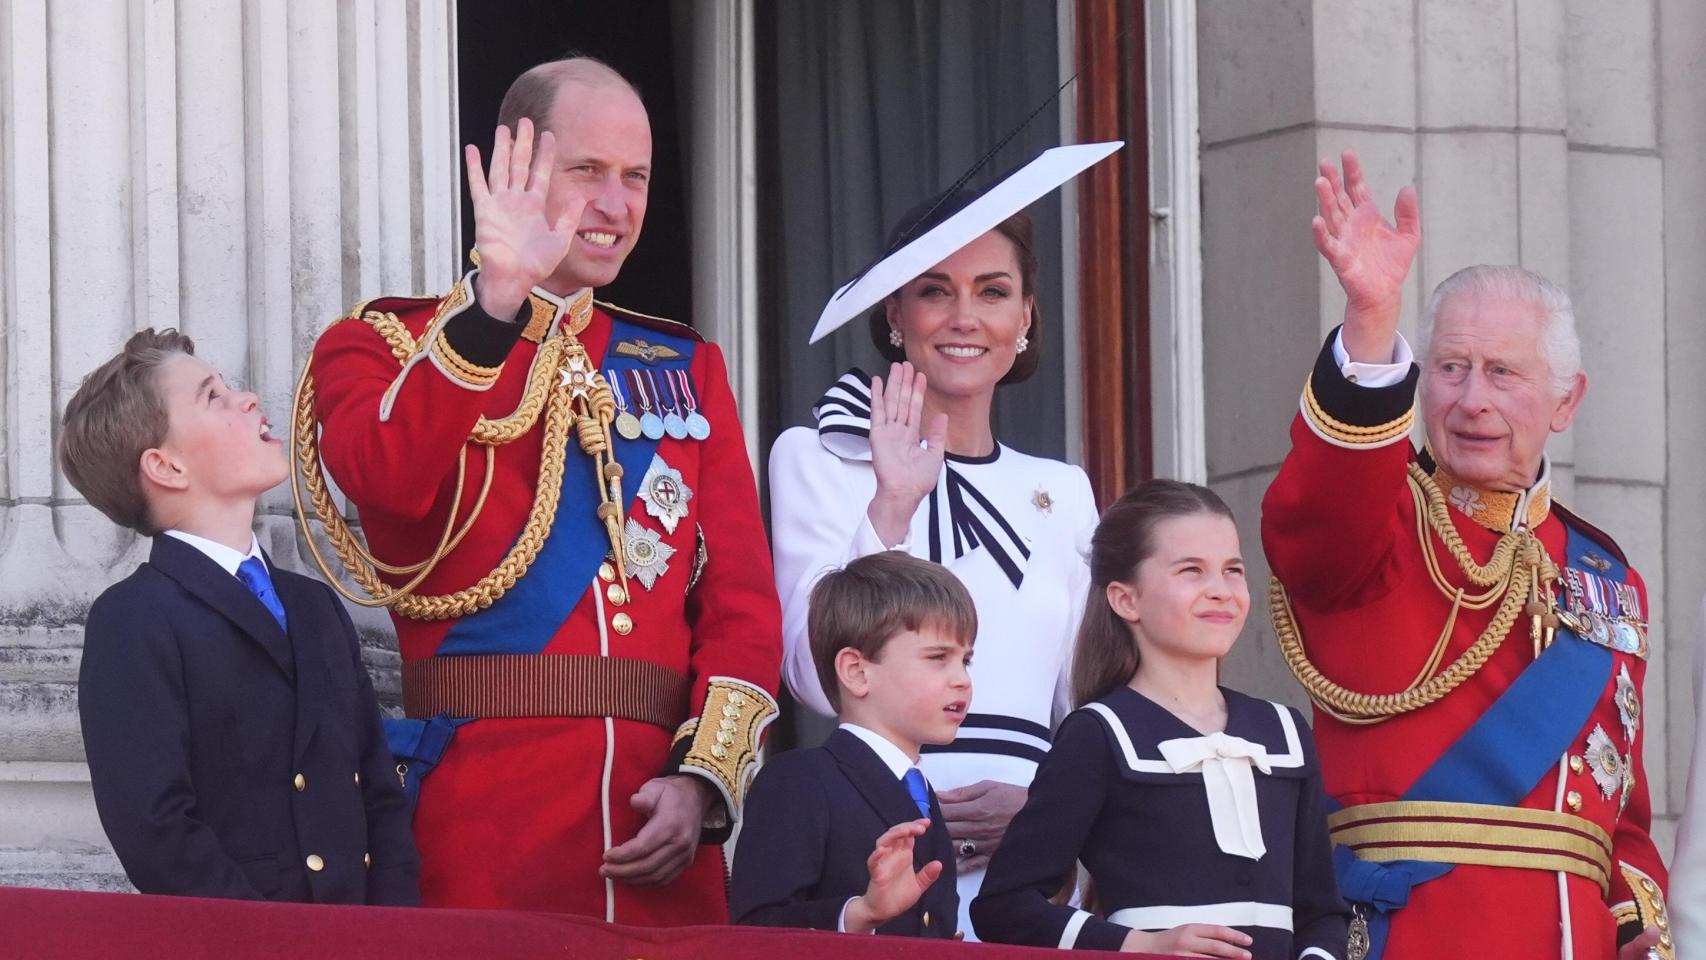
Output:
(812, 368), (1031, 589)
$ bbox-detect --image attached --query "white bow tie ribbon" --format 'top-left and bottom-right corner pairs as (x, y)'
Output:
(1157, 732), (1272, 861)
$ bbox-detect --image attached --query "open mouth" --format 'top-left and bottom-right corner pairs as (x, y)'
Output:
(579, 231), (619, 249)
(943, 701), (968, 721)
(259, 419), (275, 442)
(936, 345), (988, 360)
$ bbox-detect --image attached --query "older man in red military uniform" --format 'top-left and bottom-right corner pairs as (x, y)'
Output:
(295, 57), (780, 924)
(1262, 151), (1670, 960)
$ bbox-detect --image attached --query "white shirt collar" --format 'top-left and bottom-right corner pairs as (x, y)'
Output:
(839, 723), (921, 780)
(163, 530), (266, 578)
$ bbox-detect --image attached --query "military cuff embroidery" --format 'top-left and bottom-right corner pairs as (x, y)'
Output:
(678, 677), (777, 824)
(1300, 326), (1419, 450)
(1614, 861), (1674, 959)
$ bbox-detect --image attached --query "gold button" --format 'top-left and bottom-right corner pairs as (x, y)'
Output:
(711, 744), (728, 759)
(923, 911), (931, 928)
(1655, 913), (1668, 931)
(1568, 755), (1585, 775)
(293, 774), (306, 792)
(607, 583), (627, 605)
(716, 731), (734, 745)
(1643, 878), (1659, 894)
(612, 612), (633, 635)
(599, 562), (616, 583)
(719, 718), (737, 732)
(306, 855), (324, 872)
(1565, 790), (1582, 811)
(364, 853), (372, 869)
(728, 691), (748, 707)
(1661, 932), (1673, 948)
(722, 704), (740, 719)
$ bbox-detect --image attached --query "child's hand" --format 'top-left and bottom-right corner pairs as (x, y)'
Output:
(1119, 924), (1252, 957)
(843, 818), (942, 934)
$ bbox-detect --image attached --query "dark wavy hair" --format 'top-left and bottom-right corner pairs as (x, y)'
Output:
(866, 189), (1043, 384)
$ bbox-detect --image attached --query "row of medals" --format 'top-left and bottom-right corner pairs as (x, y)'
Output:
(609, 372), (710, 442)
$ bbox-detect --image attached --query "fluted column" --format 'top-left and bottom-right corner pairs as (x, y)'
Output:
(0, 0), (459, 889)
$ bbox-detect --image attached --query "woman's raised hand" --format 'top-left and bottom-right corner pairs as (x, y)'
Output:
(866, 362), (947, 548)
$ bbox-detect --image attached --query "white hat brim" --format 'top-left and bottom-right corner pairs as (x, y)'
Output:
(809, 141), (1124, 345)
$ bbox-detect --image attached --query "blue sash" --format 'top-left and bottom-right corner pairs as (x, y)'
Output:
(382, 714), (474, 814)
(436, 319), (697, 655)
(1336, 522), (1618, 959)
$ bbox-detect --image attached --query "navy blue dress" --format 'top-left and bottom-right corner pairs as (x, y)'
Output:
(972, 687), (1349, 958)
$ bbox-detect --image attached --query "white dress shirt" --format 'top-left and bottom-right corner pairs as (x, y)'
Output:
(162, 529), (267, 577)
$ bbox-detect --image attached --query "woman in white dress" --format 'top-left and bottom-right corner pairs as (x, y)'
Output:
(768, 194), (1099, 940)
(1670, 592), (1706, 956)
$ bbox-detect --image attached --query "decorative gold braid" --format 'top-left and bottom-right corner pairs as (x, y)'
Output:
(291, 325), (579, 620)
(1273, 463), (1557, 724)
(357, 309), (564, 444)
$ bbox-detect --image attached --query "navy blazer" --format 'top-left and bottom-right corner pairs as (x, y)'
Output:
(730, 728), (958, 938)
(78, 535), (418, 904)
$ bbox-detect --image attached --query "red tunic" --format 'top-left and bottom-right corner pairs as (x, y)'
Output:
(307, 277), (782, 923)
(1261, 332), (1669, 959)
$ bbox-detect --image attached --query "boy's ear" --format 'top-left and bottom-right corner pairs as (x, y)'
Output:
(834, 647), (871, 701)
(139, 447), (190, 493)
(1106, 580), (1141, 625)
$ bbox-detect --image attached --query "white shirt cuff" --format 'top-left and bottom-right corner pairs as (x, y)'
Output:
(1331, 329), (1414, 388)
(851, 511), (911, 558)
(837, 897), (876, 934)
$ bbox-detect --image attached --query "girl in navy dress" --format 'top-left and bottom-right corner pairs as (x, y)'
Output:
(973, 480), (1349, 958)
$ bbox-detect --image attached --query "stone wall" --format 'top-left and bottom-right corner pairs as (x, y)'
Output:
(1199, 0), (1706, 856)
(0, 0), (459, 890)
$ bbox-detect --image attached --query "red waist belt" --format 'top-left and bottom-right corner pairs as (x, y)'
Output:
(402, 654), (690, 730)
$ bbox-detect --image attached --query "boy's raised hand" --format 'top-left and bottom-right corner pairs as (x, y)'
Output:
(1121, 923), (1253, 958)
(843, 818), (942, 935)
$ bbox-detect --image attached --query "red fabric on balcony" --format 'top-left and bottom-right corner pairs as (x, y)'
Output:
(0, 886), (1164, 959)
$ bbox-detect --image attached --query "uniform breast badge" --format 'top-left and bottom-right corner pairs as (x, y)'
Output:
(1584, 725), (1623, 800)
(672, 369), (711, 440)
(624, 518), (676, 591)
(1616, 664), (1640, 742)
(608, 372), (643, 440)
(638, 456), (693, 534)
(615, 338), (682, 364)
(1032, 487), (1053, 514)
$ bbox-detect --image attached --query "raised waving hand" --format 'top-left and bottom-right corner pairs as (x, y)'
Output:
(1311, 149), (1420, 364)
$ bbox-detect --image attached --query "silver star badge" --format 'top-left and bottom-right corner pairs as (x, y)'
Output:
(1584, 724), (1622, 800)
(638, 455), (692, 534)
(1616, 664), (1640, 742)
(624, 518), (676, 591)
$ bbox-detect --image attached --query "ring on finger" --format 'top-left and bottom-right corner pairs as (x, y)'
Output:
(957, 839), (976, 859)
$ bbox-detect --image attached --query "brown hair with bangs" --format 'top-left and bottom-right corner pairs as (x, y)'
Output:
(58, 329), (198, 536)
(808, 552), (978, 712)
(1071, 480), (1236, 708)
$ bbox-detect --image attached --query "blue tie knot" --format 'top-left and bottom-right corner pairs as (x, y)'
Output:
(236, 557), (288, 631)
(902, 767), (931, 819)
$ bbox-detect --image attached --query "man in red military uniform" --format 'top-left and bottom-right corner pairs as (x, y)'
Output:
(295, 57), (781, 924)
(1262, 151), (1670, 960)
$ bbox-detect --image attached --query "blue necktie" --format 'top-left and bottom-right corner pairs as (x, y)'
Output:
(902, 768), (931, 819)
(236, 557), (288, 631)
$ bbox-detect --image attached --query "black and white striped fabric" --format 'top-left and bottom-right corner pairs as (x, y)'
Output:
(812, 368), (1031, 589)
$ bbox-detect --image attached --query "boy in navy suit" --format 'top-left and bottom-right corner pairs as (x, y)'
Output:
(59, 329), (418, 904)
(731, 552), (971, 937)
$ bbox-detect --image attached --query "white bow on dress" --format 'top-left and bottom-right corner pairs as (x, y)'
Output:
(1157, 732), (1272, 861)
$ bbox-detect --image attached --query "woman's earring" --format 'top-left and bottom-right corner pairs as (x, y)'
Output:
(1015, 335), (1030, 354)
(889, 329), (904, 348)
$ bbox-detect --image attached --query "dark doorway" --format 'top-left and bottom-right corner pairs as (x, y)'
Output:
(456, 0), (694, 323)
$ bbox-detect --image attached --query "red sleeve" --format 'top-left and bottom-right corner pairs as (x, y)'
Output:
(1606, 570), (1671, 948)
(309, 272), (527, 522)
(1260, 327), (1421, 613)
(668, 341), (784, 824)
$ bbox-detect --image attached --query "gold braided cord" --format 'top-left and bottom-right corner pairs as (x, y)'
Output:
(1273, 463), (1551, 725)
(357, 309), (565, 445)
(291, 324), (578, 620)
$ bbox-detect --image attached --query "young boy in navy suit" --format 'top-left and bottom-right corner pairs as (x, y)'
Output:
(731, 551), (971, 937)
(59, 329), (418, 904)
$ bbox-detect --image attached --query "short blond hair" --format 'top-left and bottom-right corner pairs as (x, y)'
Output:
(58, 329), (197, 535)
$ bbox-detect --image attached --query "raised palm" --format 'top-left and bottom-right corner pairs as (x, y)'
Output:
(463, 118), (581, 316)
(1312, 150), (1420, 315)
(869, 362), (948, 508)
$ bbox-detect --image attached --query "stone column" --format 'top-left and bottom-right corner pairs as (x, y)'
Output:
(0, 0), (459, 890)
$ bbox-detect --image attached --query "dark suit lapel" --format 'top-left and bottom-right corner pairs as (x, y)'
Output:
(147, 536), (294, 680)
(268, 560), (320, 762)
(824, 729), (933, 847)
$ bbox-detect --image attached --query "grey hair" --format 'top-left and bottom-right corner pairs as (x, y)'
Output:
(1419, 265), (1581, 396)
